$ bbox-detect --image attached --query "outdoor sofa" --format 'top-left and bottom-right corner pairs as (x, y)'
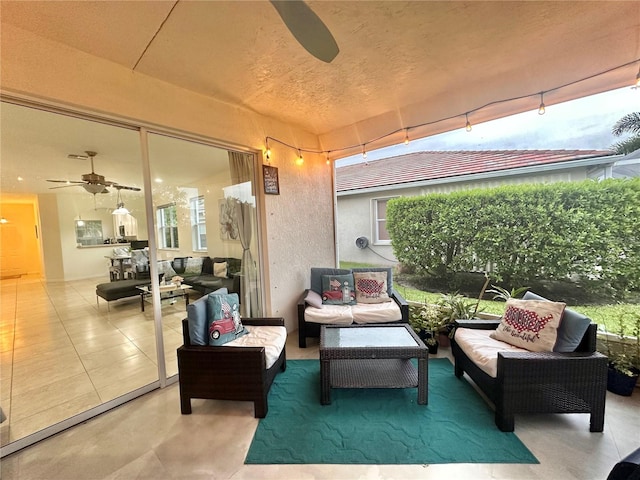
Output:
(297, 267), (409, 348)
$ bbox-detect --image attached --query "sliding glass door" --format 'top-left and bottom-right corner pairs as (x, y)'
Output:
(0, 101), (263, 455)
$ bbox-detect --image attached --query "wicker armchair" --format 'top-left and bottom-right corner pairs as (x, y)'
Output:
(177, 317), (286, 418)
(451, 319), (607, 432)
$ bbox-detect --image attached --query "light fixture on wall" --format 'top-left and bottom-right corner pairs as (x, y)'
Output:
(112, 188), (130, 215)
(76, 215), (85, 227)
(0, 217), (8, 224)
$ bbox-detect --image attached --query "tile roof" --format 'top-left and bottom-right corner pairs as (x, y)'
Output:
(335, 150), (614, 192)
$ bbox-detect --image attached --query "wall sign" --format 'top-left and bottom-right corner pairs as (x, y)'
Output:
(263, 165), (280, 195)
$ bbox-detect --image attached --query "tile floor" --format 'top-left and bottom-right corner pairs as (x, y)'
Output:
(0, 275), (185, 447)
(1, 276), (640, 479)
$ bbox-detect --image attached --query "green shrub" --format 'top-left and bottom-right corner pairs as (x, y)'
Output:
(387, 178), (640, 299)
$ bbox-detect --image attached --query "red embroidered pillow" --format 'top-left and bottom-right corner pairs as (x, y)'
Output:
(490, 298), (565, 352)
(353, 271), (391, 304)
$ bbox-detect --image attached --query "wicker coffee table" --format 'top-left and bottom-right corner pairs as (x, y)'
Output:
(319, 324), (428, 405)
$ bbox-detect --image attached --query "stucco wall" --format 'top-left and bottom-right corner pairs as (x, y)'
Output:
(337, 168), (587, 266)
(1, 24), (336, 330)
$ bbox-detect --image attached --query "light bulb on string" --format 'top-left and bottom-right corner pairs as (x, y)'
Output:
(296, 149), (304, 166)
(265, 141), (271, 162)
(404, 129), (410, 145)
(635, 65), (640, 88)
(362, 145), (367, 160)
(538, 92), (546, 115)
(465, 113), (472, 132)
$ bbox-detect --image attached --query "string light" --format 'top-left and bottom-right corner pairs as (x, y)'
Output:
(538, 92), (546, 115)
(264, 59), (639, 161)
(265, 139), (271, 162)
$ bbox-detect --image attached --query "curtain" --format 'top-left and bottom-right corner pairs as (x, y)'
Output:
(229, 151), (253, 193)
(234, 199), (257, 316)
(228, 150), (257, 316)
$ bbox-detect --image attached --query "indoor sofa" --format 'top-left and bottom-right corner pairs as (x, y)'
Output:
(297, 267), (409, 347)
(162, 256), (242, 296)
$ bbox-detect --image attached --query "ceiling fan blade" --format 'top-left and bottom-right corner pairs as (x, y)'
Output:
(112, 184), (141, 192)
(270, 0), (339, 63)
(47, 179), (84, 184)
(49, 184), (79, 190)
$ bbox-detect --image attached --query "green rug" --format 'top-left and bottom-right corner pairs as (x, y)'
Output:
(245, 358), (538, 465)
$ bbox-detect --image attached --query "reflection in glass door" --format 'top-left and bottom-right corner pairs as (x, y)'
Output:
(147, 133), (262, 379)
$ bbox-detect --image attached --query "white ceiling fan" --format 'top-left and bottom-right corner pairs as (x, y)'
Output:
(47, 151), (141, 194)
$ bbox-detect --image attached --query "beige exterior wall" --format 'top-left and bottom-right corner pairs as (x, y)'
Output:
(337, 168), (588, 266)
(1, 24), (336, 331)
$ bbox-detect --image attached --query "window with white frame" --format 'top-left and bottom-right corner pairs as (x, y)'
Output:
(373, 197), (395, 244)
(190, 196), (207, 251)
(157, 203), (179, 249)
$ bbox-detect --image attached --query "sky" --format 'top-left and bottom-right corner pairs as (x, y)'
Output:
(336, 86), (640, 167)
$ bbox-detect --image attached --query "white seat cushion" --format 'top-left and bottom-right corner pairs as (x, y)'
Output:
(304, 304), (354, 325)
(225, 325), (286, 369)
(454, 328), (529, 378)
(351, 302), (402, 324)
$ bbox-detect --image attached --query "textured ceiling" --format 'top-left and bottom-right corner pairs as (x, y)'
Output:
(1, 0), (639, 154)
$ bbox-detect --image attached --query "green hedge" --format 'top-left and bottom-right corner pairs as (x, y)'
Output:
(386, 178), (640, 296)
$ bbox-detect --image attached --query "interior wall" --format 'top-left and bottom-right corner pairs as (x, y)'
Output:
(0, 24), (337, 328)
(0, 202), (41, 278)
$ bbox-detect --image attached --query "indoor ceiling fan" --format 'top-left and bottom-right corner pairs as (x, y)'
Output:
(47, 151), (141, 194)
(269, 0), (339, 63)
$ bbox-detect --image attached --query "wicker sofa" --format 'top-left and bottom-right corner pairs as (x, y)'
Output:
(177, 289), (286, 418)
(451, 292), (608, 432)
(297, 267), (409, 348)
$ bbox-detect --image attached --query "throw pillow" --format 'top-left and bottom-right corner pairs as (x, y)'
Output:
(305, 290), (323, 309)
(186, 287), (228, 345)
(157, 260), (178, 279)
(214, 261), (228, 278)
(490, 298), (565, 352)
(522, 291), (592, 353)
(184, 257), (204, 275)
(206, 292), (247, 346)
(353, 271), (392, 304)
(321, 274), (356, 305)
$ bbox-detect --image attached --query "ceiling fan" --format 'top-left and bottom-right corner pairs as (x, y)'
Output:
(269, 0), (339, 63)
(47, 151), (141, 194)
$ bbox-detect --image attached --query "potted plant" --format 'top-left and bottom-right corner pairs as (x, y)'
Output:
(599, 313), (640, 396)
(408, 302), (448, 354)
(437, 291), (483, 347)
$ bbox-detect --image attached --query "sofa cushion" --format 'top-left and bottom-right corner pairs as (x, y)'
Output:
(184, 257), (204, 275)
(186, 288), (228, 345)
(455, 328), (529, 378)
(490, 298), (565, 352)
(202, 256), (213, 274)
(321, 274), (356, 305)
(211, 257), (241, 275)
(206, 292), (248, 346)
(353, 271), (392, 304)
(310, 267), (352, 295)
(304, 304), (354, 325)
(225, 325), (287, 369)
(523, 291), (592, 353)
(352, 301), (402, 324)
(158, 260), (178, 279)
(214, 261), (228, 278)
(352, 267), (394, 295)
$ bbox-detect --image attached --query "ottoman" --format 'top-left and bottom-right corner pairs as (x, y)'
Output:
(96, 279), (149, 310)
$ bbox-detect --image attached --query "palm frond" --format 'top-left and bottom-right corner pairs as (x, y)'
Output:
(611, 136), (640, 155)
(612, 112), (640, 136)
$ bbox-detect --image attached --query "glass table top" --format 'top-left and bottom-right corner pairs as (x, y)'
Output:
(323, 326), (419, 348)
